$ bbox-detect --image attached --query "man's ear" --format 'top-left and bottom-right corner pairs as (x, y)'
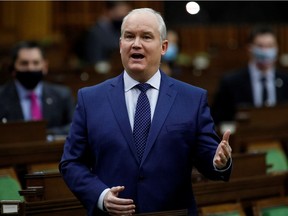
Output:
(161, 40), (168, 56)
(119, 38), (122, 54)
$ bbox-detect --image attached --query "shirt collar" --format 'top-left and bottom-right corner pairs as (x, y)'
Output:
(124, 70), (161, 92)
(14, 79), (43, 99)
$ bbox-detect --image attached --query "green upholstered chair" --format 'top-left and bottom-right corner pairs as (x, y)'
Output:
(266, 148), (288, 173)
(246, 141), (288, 173)
(253, 197), (288, 216)
(0, 175), (24, 201)
(260, 206), (288, 216)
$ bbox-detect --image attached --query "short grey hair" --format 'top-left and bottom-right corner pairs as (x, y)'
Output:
(121, 8), (167, 41)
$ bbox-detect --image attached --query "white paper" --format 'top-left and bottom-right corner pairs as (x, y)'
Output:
(2, 204), (18, 213)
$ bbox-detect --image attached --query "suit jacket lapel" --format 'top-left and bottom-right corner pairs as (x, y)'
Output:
(5, 82), (24, 120)
(107, 75), (140, 163)
(275, 71), (285, 102)
(141, 73), (177, 164)
(244, 68), (254, 105)
(42, 83), (51, 120)
(41, 83), (58, 122)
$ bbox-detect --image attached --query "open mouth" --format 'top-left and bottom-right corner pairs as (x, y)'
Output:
(131, 53), (145, 59)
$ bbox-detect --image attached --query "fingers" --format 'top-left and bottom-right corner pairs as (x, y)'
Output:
(221, 129), (232, 158)
(104, 186), (135, 216)
(110, 186), (125, 197)
(222, 129), (231, 143)
(214, 130), (232, 169)
(214, 149), (228, 168)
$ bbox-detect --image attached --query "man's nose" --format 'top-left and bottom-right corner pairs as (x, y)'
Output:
(132, 37), (141, 48)
(27, 63), (37, 71)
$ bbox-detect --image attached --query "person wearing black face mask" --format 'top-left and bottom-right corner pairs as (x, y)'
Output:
(0, 41), (75, 135)
(15, 71), (44, 90)
(211, 25), (288, 126)
(80, 1), (131, 74)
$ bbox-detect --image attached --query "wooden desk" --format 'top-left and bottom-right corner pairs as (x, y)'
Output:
(194, 173), (287, 206)
(192, 152), (288, 207)
(0, 121), (64, 168)
(0, 140), (64, 168)
(233, 105), (288, 152)
(0, 121), (46, 144)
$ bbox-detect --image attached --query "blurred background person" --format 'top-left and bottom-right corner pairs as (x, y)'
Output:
(211, 25), (288, 126)
(81, 1), (131, 74)
(160, 29), (180, 76)
(0, 41), (75, 135)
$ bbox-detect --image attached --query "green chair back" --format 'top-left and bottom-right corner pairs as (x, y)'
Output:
(0, 176), (24, 201)
(266, 148), (288, 173)
(262, 206), (288, 216)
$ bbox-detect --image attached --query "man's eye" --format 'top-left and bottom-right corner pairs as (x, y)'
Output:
(125, 35), (134, 39)
(143, 35), (152, 40)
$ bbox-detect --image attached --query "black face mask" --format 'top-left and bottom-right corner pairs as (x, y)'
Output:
(15, 71), (43, 90)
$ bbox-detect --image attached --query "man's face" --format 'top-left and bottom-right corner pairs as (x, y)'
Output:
(14, 48), (47, 73)
(252, 33), (277, 49)
(120, 12), (168, 81)
(249, 33), (278, 71)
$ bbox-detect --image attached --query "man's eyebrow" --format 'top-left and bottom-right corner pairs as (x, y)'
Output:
(123, 30), (154, 35)
(123, 30), (133, 34)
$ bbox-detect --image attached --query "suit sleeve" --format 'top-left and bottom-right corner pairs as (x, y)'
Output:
(59, 89), (108, 215)
(193, 91), (232, 181)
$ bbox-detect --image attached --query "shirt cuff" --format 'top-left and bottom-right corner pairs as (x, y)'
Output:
(214, 158), (232, 172)
(97, 188), (110, 211)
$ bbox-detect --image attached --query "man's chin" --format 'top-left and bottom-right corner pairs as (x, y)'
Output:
(127, 65), (146, 73)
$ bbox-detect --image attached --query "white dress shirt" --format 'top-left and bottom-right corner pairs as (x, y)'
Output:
(249, 62), (276, 107)
(97, 70), (161, 210)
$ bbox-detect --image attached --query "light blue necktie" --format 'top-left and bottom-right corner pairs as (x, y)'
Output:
(133, 83), (151, 161)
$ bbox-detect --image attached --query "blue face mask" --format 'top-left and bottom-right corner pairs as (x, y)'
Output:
(162, 43), (178, 62)
(251, 46), (277, 65)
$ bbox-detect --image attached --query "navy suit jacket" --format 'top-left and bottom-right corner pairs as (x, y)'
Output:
(60, 72), (231, 216)
(0, 81), (74, 134)
(212, 66), (288, 124)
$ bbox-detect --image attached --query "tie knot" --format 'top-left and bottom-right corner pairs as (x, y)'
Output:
(135, 83), (151, 93)
(29, 92), (37, 100)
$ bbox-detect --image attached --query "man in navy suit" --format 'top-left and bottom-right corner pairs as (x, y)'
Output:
(0, 41), (74, 135)
(212, 25), (288, 125)
(60, 8), (232, 216)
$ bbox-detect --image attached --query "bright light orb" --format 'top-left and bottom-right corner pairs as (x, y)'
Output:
(186, 1), (200, 15)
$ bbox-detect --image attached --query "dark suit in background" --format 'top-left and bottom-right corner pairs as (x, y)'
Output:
(0, 81), (74, 135)
(212, 67), (288, 124)
(212, 25), (288, 125)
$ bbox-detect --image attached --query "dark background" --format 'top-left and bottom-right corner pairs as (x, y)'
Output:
(164, 1), (288, 27)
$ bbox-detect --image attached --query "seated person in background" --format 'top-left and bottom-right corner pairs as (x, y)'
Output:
(212, 25), (288, 125)
(82, 1), (131, 73)
(160, 29), (180, 76)
(0, 41), (75, 135)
